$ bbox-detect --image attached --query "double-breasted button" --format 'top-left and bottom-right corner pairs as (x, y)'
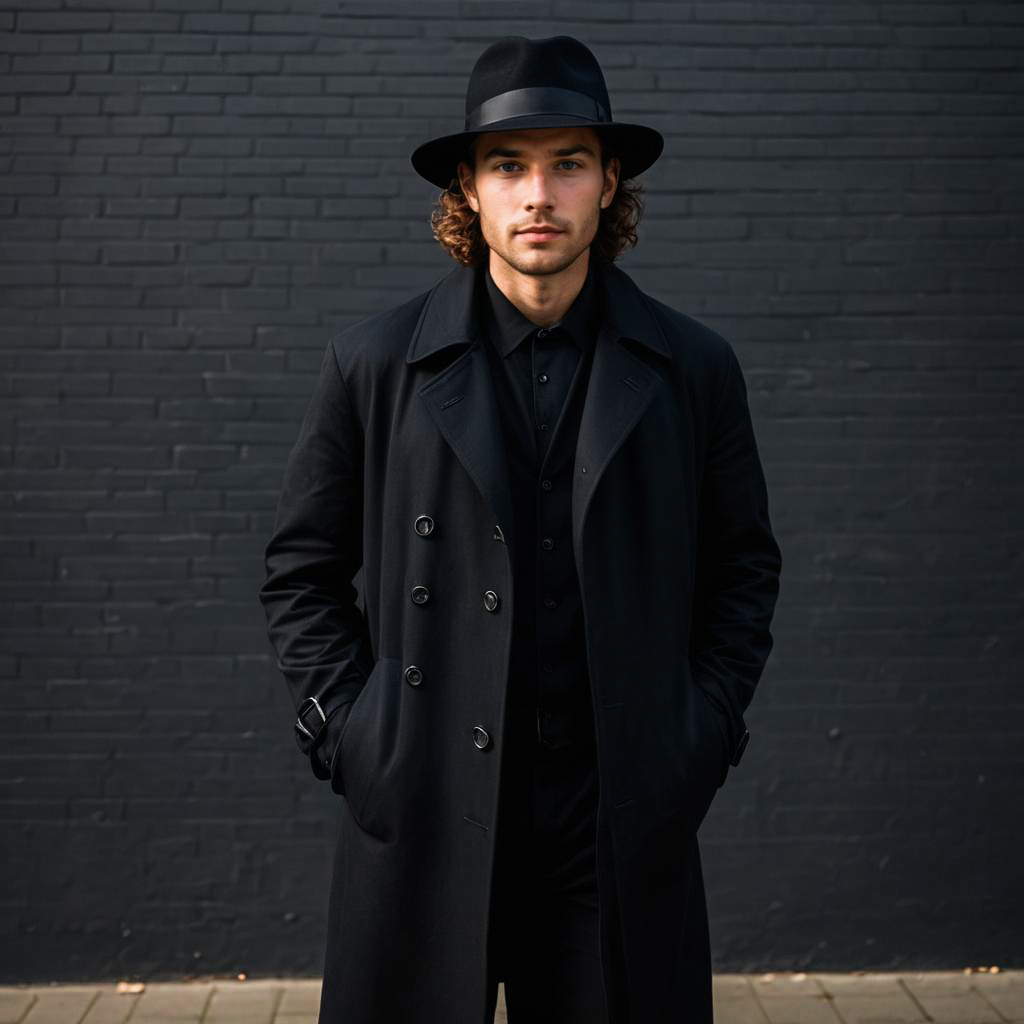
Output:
(483, 589), (500, 612)
(411, 585), (430, 605)
(404, 665), (423, 687)
(541, 536), (554, 550)
(413, 514), (434, 537)
(472, 726), (491, 750)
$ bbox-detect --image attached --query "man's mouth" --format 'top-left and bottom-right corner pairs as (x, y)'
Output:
(517, 226), (564, 240)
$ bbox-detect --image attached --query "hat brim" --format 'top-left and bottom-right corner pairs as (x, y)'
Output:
(410, 116), (664, 190)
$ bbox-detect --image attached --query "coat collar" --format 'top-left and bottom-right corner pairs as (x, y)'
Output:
(405, 253), (672, 365)
(412, 251), (673, 566)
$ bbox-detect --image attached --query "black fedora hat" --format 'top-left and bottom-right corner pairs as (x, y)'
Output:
(410, 35), (664, 190)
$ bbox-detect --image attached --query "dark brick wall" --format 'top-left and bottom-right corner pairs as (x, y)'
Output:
(2, 0), (1022, 982)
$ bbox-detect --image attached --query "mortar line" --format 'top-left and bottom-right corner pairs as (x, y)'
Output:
(899, 976), (935, 1022)
(196, 983), (217, 1024)
(269, 983), (286, 1024)
(814, 973), (850, 1024)
(746, 975), (777, 1024)
(15, 993), (38, 1024)
(972, 980), (1012, 1023)
(122, 987), (143, 1022)
(73, 989), (101, 1024)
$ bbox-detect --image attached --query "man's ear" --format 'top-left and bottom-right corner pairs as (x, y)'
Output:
(457, 162), (480, 213)
(601, 156), (620, 209)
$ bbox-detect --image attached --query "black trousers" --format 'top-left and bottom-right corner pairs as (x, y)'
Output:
(485, 729), (629, 1024)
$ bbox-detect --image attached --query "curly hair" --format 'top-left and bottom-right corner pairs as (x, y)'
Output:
(429, 130), (646, 266)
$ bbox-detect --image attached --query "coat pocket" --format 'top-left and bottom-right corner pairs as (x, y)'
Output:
(334, 657), (406, 839)
(675, 681), (732, 830)
(695, 684), (731, 790)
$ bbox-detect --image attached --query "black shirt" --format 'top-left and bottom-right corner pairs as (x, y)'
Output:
(475, 256), (602, 905)
(481, 258), (601, 465)
(478, 257), (606, 919)
(477, 256), (603, 754)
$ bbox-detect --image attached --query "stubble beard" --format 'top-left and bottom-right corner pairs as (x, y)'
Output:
(482, 212), (599, 279)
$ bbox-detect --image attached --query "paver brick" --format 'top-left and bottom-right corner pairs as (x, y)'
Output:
(751, 973), (844, 1024)
(205, 982), (280, 1023)
(814, 972), (925, 1024)
(972, 973), (1024, 1022)
(20, 988), (98, 1024)
(130, 982), (213, 1023)
(901, 973), (1004, 1024)
(80, 990), (139, 1023)
(0, 989), (34, 1024)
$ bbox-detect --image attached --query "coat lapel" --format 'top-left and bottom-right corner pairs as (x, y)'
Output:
(571, 259), (673, 562)
(407, 257), (675, 560)
(410, 263), (517, 551)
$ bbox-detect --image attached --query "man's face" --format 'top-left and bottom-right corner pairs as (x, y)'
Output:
(457, 125), (620, 278)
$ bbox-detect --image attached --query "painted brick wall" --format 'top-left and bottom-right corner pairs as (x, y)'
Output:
(1, 0), (1021, 981)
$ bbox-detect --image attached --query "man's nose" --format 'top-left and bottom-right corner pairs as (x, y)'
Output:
(524, 167), (555, 209)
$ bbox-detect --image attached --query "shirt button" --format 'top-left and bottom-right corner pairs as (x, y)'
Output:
(411, 585), (430, 605)
(541, 479), (553, 491)
(543, 595), (557, 609)
(541, 537), (554, 550)
(537, 373), (549, 383)
(538, 423), (549, 431)
(413, 514), (434, 537)
(404, 665), (423, 686)
(536, 328), (549, 339)
(542, 662), (554, 673)
(483, 589), (500, 612)
(472, 725), (492, 750)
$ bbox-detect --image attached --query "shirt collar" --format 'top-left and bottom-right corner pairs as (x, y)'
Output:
(480, 252), (602, 359)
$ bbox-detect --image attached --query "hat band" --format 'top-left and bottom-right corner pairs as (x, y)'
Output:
(467, 86), (610, 131)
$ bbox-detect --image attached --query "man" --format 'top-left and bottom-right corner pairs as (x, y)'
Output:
(260, 34), (782, 1024)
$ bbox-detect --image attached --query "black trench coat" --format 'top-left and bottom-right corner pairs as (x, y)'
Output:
(260, 255), (782, 1024)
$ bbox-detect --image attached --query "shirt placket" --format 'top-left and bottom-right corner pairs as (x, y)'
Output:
(531, 327), (582, 748)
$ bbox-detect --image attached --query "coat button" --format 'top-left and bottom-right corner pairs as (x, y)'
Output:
(541, 536), (554, 550)
(404, 665), (423, 687)
(414, 514), (434, 537)
(411, 585), (430, 605)
(483, 589), (500, 612)
(541, 478), (553, 491)
(472, 726), (491, 750)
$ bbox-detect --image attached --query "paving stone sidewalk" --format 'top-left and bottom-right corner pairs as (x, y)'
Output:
(0, 970), (1020, 1024)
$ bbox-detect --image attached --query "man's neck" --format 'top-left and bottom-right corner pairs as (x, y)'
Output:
(487, 249), (589, 328)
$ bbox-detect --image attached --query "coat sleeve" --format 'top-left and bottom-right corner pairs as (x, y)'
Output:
(689, 340), (782, 763)
(259, 338), (375, 783)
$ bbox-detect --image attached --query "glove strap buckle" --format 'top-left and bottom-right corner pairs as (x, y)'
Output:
(295, 695), (327, 744)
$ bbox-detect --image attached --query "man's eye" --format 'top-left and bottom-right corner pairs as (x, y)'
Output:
(496, 162), (520, 172)
(557, 160), (581, 170)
